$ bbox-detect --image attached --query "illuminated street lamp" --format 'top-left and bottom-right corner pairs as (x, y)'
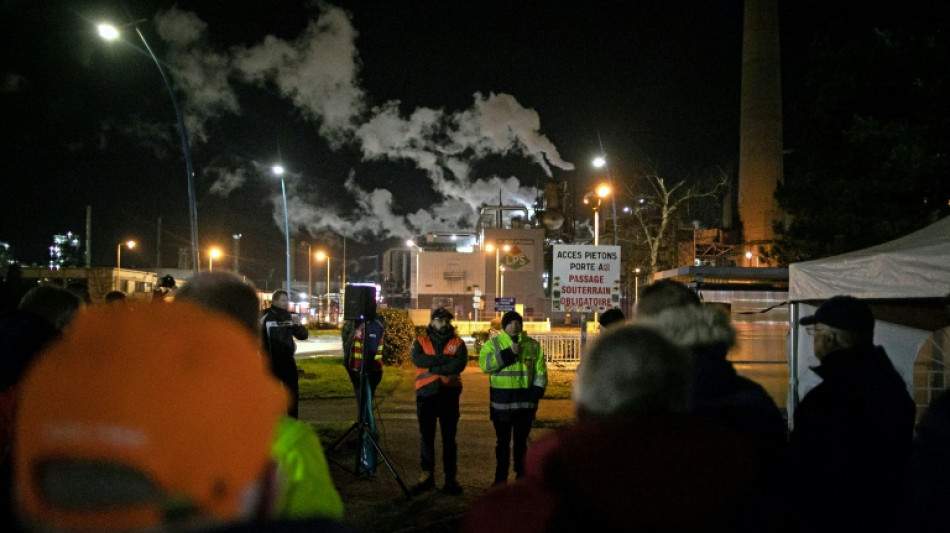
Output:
(208, 248), (221, 273)
(115, 240), (135, 290)
(583, 184), (612, 246)
(272, 164), (291, 292)
(99, 22), (198, 275)
(316, 251), (330, 321)
(592, 154), (619, 246)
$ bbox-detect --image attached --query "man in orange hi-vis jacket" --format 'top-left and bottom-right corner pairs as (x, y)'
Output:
(409, 307), (468, 495)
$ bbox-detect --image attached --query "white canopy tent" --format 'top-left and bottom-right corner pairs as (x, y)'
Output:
(787, 216), (950, 426)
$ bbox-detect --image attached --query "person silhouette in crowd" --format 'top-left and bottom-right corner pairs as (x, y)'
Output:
(914, 387), (950, 530)
(13, 302), (292, 532)
(596, 307), (625, 331)
(636, 281), (787, 524)
(465, 325), (761, 532)
(479, 311), (547, 485)
(261, 290), (309, 418)
(152, 274), (176, 302)
(409, 308), (467, 495)
(637, 280), (788, 521)
(789, 295), (915, 532)
(176, 272), (344, 522)
(912, 294), (950, 530)
(0, 286), (83, 530)
(103, 290), (126, 304)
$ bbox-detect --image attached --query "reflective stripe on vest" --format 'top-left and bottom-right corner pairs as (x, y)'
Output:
(415, 336), (463, 390)
(487, 336), (544, 390)
(351, 324), (383, 371)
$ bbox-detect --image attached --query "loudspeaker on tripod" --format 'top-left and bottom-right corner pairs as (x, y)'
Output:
(343, 284), (377, 321)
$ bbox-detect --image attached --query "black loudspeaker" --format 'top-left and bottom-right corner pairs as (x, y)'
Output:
(343, 285), (377, 321)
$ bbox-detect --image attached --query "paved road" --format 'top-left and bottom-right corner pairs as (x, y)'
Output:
(300, 361), (574, 531)
(295, 337), (342, 358)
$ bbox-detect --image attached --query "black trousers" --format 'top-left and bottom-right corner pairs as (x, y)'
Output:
(492, 409), (534, 482)
(416, 387), (461, 477)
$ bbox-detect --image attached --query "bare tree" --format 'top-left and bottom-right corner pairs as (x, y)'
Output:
(624, 169), (728, 274)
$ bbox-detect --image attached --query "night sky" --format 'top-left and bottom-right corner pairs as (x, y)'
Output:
(0, 1), (933, 285)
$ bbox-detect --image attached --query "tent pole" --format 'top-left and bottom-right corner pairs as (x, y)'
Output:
(787, 302), (800, 431)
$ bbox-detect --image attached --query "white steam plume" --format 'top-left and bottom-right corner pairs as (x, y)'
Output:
(206, 166), (247, 197)
(151, 4), (572, 241)
(232, 3), (364, 145)
(154, 7), (240, 143)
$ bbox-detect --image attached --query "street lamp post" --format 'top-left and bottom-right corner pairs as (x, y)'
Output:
(583, 184), (612, 246)
(485, 243), (510, 315)
(500, 265), (506, 299)
(592, 148), (619, 246)
(98, 22), (198, 275)
(301, 242), (313, 316)
(209, 248), (221, 273)
(272, 165), (291, 292)
(232, 233), (242, 273)
(316, 251), (330, 321)
(115, 240), (135, 290)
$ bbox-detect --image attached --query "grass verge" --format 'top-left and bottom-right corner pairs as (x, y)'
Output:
(298, 357), (402, 400)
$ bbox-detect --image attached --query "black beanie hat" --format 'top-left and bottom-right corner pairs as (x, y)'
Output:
(501, 311), (523, 330)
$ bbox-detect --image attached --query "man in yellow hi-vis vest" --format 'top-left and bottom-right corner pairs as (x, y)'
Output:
(479, 310), (547, 484)
(410, 308), (468, 495)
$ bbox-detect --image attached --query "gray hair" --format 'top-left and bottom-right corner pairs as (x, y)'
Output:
(176, 273), (261, 337)
(573, 324), (690, 419)
(637, 280), (701, 317)
(637, 304), (736, 350)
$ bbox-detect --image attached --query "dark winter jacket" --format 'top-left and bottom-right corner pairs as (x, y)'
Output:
(914, 388), (950, 530)
(411, 325), (467, 397)
(260, 306), (308, 416)
(465, 416), (761, 533)
(640, 305), (788, 524)
(789, 344), (915, 532)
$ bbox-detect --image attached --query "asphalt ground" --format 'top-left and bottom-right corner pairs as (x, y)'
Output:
(299, 361), (575, 533)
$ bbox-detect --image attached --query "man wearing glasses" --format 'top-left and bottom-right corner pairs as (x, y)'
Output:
(789, 295), (915, 532)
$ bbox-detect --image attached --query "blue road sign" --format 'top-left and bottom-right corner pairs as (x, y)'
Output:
(494, 297), (515, 312)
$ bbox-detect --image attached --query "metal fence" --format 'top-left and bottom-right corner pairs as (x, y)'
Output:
(536, 334), (583, 367)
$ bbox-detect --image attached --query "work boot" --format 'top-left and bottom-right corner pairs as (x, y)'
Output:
(442, 476), (463, 495)
(411, 470), (435, 495)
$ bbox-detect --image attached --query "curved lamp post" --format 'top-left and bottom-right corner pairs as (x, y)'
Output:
(98, 22), (198, 275)
(272, 165), (291, 292)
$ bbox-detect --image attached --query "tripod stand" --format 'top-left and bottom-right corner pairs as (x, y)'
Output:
(327, 319), (411, 499)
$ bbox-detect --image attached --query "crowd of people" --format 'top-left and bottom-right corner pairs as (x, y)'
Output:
(0, 275), (947, 532)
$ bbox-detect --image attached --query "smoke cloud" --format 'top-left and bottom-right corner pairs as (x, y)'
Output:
(206, 166), (248, 197)
(232, 3), (364, 145)
(151, 3), (572, 241)
(154, 7), (240, 143)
